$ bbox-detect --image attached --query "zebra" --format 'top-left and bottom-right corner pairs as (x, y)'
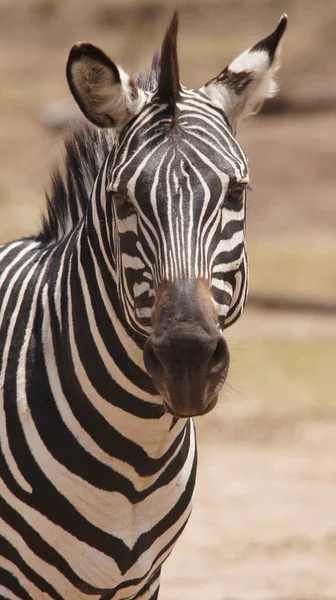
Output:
(0, 12), (287, 600)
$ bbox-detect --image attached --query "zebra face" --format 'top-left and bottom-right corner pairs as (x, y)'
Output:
(67, 13), (287, 416)
(108, 94), (249, 336)
(106, 96), (247, 416)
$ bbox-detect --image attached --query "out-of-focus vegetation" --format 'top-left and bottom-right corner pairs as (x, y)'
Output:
(249, 238), (336, 299)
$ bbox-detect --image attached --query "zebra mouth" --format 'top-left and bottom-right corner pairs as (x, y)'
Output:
(149, 369), (227, 418)
(144, 337), (230, 418)
(162, 393), (219, 418)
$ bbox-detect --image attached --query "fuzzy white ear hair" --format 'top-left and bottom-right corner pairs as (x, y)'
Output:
(203, 14), (288, 133)
(66, 43), (146, 130)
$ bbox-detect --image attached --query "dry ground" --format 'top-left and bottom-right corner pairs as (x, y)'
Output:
(160, 309), (336, 600)
(0, 1), (336, 598)
(162, 418), (336, 600)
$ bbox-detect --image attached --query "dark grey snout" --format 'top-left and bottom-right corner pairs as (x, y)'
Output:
(144, 325), (227, 379)
(143, 323), (230, 417)
(143, 279), (231, 417)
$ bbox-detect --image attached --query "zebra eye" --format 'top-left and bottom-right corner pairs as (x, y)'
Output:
(227, 183), (248, 202)
(111, 192), (129, 208)
(108, 190), (135, 218)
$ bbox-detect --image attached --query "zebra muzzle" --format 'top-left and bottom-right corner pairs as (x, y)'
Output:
(143, 280), (230, 417)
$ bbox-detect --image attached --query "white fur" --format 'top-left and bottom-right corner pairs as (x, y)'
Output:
(71, 56), (147, 130)
(203, 40), (283, 133)
(229, 48), (270, 74)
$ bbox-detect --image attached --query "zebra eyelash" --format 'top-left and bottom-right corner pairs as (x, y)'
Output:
(107, 190), (136, 219)
(226, 181), (251, 203)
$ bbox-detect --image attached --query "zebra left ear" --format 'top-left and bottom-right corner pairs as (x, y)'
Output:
(203, 15), (288, 133)
(66, 43), (146, 130)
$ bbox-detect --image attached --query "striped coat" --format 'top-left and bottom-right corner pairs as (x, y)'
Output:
(0, 13), (286, 600)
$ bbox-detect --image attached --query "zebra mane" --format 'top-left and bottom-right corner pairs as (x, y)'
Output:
(38, 122), (114, 243)
(38, 41), (176, 244)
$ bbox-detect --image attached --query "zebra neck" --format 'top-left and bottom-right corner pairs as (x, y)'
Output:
(60, 215), (158, 380)
(43, 224), (184, 463)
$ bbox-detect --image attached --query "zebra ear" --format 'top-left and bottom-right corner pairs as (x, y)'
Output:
(66, 43), (146, 130)
(158, 11), (180, 115)
(203, 15), (287, 133)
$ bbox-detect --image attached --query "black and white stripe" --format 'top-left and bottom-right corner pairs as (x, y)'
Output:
(0, 213), (196, 598)
(0, 97), (247, 597)
(108, 89), (249, 334)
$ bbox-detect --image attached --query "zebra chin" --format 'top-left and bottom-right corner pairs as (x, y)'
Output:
(143, 279), (230, 418)
(153, 380), (226, 418)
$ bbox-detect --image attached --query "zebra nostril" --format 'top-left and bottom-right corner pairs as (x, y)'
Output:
(143, 339), (164, 379)
(208, 337), (229, 374)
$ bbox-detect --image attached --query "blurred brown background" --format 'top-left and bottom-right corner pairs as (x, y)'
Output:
(1, 1), (336, 598)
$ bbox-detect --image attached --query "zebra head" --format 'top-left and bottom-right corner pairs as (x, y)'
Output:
(66, 14), (287, 417)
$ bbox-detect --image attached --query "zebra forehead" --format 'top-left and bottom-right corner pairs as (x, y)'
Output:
(111, 97), (248, 187)
(112, 137), (244, 197)
(155, 99), (240, 144)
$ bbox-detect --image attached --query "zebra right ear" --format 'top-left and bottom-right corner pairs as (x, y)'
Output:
(66, 43), (146, 130)
(202, 15), (287, 134)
